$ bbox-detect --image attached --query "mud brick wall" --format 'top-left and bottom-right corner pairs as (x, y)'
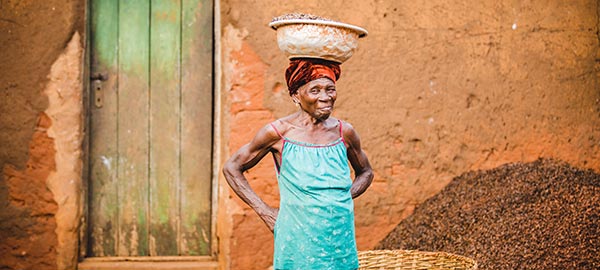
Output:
(1, 1), (599, 270)
(0, 1), (84, 269)
(217, 1), (600, 269)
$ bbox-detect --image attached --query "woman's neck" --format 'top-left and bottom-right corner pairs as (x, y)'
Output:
(294, 109), (328, 127)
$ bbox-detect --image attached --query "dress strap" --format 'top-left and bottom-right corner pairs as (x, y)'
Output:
(270, 122), (284, 175)
(338, 119), (344, 139)
(270, 122), (284, 139)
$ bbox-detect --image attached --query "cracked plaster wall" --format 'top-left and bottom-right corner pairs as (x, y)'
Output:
(1, 1), (599, 270)
(0, 1), (84, 269)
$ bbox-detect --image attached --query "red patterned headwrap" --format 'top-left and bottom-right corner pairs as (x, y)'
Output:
(285, 58), (341, 96)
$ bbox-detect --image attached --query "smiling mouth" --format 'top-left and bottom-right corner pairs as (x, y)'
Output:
(319, 106), (332, 111)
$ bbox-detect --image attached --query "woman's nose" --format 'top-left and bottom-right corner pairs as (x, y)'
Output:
(318, 91), (331, 101)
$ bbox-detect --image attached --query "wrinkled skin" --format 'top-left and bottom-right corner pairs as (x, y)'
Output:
(223, 78), (374, 232)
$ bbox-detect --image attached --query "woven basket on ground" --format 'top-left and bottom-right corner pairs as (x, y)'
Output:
(358, 249), (478, 270)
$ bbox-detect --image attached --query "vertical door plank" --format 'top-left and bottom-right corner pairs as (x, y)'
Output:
(180, 0), (213, 256)
(90, 0), (214, 257)
(117, 0), (150, 256)
(89, 0), (119, 257)
(149, 0), (181, 256)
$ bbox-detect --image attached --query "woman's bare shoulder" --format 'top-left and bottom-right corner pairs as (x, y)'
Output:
(247, 121), (285, 150)
(338, 119), (362, 145)
(270, 115), (297, 135)
(337, 119), (356, 132)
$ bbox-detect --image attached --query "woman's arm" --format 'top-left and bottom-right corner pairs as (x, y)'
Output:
(343, 122), (374, 199)
(222, 124), (281, 232)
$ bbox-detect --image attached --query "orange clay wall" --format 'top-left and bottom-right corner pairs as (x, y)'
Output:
(217, 1), (600, 269)
(0, 1), (599, 270)
(0, 1), (84, 269)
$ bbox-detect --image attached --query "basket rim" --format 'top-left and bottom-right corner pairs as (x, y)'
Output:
(268, 19), (368, 38)
(358, 249), (478, 269)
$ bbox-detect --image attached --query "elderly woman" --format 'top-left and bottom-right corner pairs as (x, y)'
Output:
(223, 57), (374, 270)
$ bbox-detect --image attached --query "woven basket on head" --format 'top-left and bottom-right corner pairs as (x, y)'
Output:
(358, 250), (478, 270)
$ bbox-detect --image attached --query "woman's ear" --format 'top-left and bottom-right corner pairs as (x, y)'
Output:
(291, 93), (300, 104)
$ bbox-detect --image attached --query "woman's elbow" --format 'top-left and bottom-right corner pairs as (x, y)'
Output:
(365, 168), (374, 185)
(356, 167), (374, 185)
(222, 159), (239, 183)
(222, 159), (231, 176)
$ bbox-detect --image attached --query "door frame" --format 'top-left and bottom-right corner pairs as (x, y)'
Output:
(79, 0), (221, 265)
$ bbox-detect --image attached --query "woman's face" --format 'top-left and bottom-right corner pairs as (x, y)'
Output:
(293, 77), (337, 121)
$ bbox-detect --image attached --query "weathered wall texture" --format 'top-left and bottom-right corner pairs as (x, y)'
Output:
(44, 32), (84, 270)
(0, 1), (84, 269)
(218, 0), (600, 269)
(2, 0), (600, 270)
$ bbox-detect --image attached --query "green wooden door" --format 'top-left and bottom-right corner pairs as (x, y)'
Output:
(88, 0), (213, 257)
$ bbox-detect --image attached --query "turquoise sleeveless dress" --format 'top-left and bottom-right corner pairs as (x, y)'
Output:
(270, 120), (359, 270)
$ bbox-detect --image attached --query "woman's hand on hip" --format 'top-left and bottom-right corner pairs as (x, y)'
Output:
(259, 206), (279, 233)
